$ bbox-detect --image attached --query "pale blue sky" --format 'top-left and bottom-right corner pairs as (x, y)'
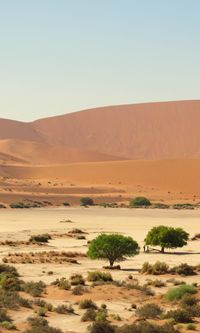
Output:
(0, 0), (200, 121)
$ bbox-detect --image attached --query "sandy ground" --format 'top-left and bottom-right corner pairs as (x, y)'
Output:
(0, 207), (200, 332)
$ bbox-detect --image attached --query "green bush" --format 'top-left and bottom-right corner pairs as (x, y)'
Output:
(79, 299), (97, 309)
(165, 284), (197, 302)
(87, 271), (113, 282)
(0, 204), (6, 209)
(129, 197), (151, 207)
(0, 308), (11, 322)
(80, 197), (94, 206)
(136, 303), (163, 319)
(1, 321), (16, 329)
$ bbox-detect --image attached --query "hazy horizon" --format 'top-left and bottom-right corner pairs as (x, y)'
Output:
(1, 0), (200, 121)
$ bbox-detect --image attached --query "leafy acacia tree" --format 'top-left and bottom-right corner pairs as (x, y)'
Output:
(87, 234), (139, 267)
(145, 225), (189, 253)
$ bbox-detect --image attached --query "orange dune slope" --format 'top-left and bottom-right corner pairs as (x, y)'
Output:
(0, 100), (200, 163)
(0, 139), (122, 165)
(2, 159), (200, 196)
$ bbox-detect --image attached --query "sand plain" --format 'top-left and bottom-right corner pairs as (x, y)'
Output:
(0, 207), (199, 332)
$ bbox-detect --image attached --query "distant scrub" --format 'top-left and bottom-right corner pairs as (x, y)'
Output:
(129, 196), (151, 207)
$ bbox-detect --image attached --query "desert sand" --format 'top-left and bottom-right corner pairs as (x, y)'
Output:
(0, 207), (200, 332)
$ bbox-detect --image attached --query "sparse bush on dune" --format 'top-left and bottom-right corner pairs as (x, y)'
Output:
(81, 308), (96, 322)
(0, 203), (6, 208)
(89, 321), (115, 333)
(165, 308), (193, 323)
(51, 277), (71, 290)
(87, 271), (113, 282)
(21, 281), (46, 297)
(117, 322), (179, 333)
(79, 299), (97, 309)
(70, 273), (85, 285)
(135, 303), (163, 319)
(23, 317), (63, 333)
(55, 304), (74, 314)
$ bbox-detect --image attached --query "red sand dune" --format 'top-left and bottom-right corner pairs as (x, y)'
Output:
(0, 100), (200, 162)
(0, 139), (122, 165)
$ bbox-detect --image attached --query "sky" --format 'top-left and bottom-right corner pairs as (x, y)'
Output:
(0, 0), (200, 121)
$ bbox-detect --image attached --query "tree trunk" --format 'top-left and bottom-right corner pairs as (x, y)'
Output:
(109, 260), (114, 268)
(161, 246), (165, 253)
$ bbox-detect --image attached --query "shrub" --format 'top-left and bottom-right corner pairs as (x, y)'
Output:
(0, 264), (19, 276)
(165, 284), (197, 302)
(81, 308), (96, 322)
(51, 277), (71, 290)
(141, 261), (169, 275)
(87, 271), (113, 282)
(72, 285), (86, 295)
(180, 295), (199, 308)
(0, 204), (6, 208)
(165, 309), (193, 323)
(37, 307), (47, 317)
(136, 303), (163, 319)
(70, 274), (85, 285)
(1, 321), (16, 329)
(29, 234), (51, 243)
(0, 308), (11, 322)
(117, 322), (179, 333)
(129, 197), (151, 207)
(63, 202), (70, 206)
(170, 263), (196, 276)
(24, 317), (63, 333)
(80, 197), (94, 206)
(145, 225), (189, 253)
(22, 281), (46, 297)
(55, 304), (74, 314)
(89, 321), (115, 333)
(79, 299), (97, 309)
(186, 324), (196, 331)
(95, 309), (108, 322)
(88, 234), (139, 267)
(0, 272), (21, 291)
(146, 279), (166, 288)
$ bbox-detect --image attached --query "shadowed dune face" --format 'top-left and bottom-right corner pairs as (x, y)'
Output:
(1, 100), (200, 163)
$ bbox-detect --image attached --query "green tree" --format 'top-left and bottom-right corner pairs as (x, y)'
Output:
(145, 225), (189, 253)
(129, 197), (151, 207)
(87, 234), (139, 267)
(80, 197), (94, 206)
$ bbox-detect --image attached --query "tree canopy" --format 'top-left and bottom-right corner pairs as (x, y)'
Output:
(87, 234), (140, 267)
(129, 197), (151, 207)
(145, 225), (189, 253)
